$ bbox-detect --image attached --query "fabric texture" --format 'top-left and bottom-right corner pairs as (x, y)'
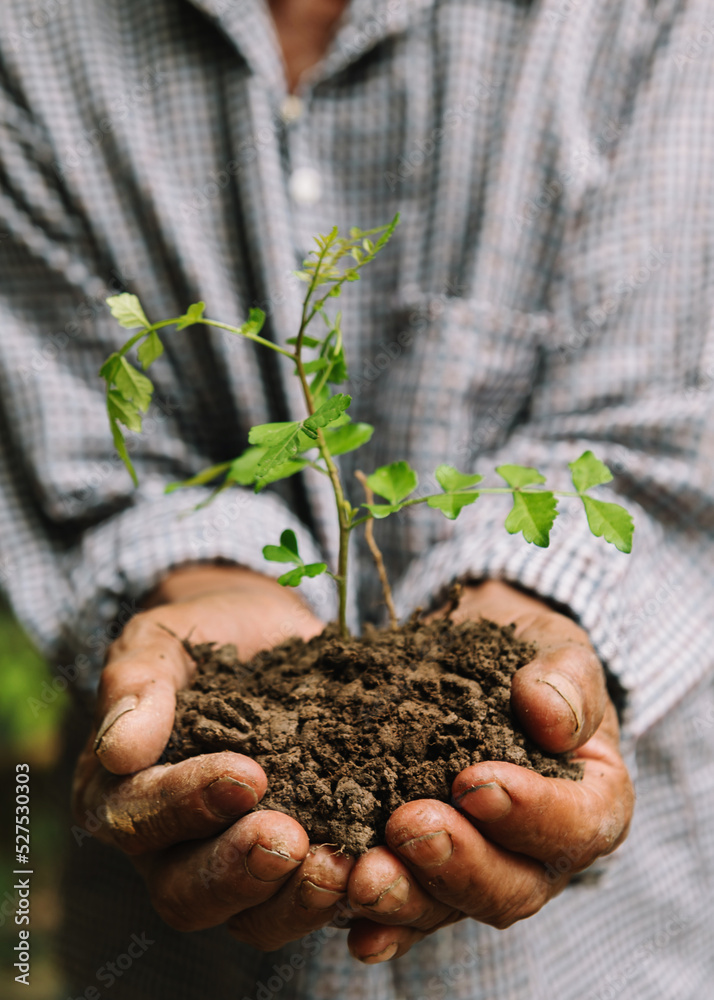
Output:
(1, 0), (713, 996)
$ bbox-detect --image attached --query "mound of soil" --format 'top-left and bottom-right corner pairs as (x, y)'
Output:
(163, 616), (582, 855)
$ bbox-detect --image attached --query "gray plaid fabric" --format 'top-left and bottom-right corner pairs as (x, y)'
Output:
(1, 0), (713, 996)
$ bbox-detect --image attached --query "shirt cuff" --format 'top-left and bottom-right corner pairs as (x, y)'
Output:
(392, 486), (635, 743)
(59, 477), (337, 692)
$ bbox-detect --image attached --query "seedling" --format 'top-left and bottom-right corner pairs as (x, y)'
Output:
(100, 216), (633, 638)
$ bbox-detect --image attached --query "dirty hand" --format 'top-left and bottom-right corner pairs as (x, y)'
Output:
(345, 579), (635, 964)
(72, 564), (356, 949)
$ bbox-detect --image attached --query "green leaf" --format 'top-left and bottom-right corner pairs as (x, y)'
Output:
(318, 324), (348, 384)
(278, 567), (306, 587)
(581, 497), (634, 553)
(286, 335), (321, 348)
(227, 446), (307, 489)
(227, 446), (268, 485)
(114, 357), (153, 411)
(364, 502), (405, 519)
(504, 492), (558, 547)
(175, 301), (206, 331)
(322, 422), (374, 456)
(263, 545), (299, 564)
(263, 531), (301, 564)
(315, 408), (350, 431)
(304, 562), (327, 578)
(242, 307), (266, 336)
(107, 390), (142, 432)
(259, 459), (309, 486)
(248, 397), (350, 479)
(304, 393), (351, 432)
(280, 529), (300, 557)
(569, 451), (614, 493)
(256, 427), (313, 477)
(302, 358), (330, 375)
(164, 461), (232, 494)
(497, 464), (546, 488)
(249, 421), (301, 447)
(99, 352), (121, 382)
(366, 461), (418, 505)
(106, 293), (150, 330)
(109, 417), (137, 486)
(137, 330), (164, 369)
(326, 351), (348, 384)
(434, 465), (483, 492)
(427, 492), (479, 520)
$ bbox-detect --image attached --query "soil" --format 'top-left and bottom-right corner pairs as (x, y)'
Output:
(163, 615), (583, 855)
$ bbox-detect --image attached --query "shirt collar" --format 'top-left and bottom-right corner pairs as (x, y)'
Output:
(184, 0), (435, 96)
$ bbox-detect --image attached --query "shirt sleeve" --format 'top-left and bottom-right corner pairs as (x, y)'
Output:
(393, 426), (712, 746)
(393, 8), (714, 746)
(0, 82), (335, 697)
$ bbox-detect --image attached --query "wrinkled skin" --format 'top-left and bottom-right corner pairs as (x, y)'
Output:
(72, 567), (634, 963)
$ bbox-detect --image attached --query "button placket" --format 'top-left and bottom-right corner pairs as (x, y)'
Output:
(281, 96), (328, 260)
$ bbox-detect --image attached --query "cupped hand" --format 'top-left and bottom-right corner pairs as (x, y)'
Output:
(72, 564), (356, 949)
(344, 579), (634, 963)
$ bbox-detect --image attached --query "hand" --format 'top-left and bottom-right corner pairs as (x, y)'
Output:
(344, 580), (634, 963)
(72, 564), (357, 949)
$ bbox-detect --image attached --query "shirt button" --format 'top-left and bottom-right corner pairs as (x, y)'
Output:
(289, 166), (322, 205)
(280, 94), (304, 124)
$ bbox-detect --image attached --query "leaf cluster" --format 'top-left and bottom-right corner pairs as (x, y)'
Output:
(99, 295), (156, 484)
(100, 217), (633, 632)
(101, 294), (268, 486)
(262, 529), (327, 586)
(361, 451), (633, 552)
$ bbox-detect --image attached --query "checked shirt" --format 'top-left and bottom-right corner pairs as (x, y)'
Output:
(1, 0), (713, 997)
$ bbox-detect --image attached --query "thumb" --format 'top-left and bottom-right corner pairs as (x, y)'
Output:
(93, 613), (195, 775)
(510, 624), (607, 754)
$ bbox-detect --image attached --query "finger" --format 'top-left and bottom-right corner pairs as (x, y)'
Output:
(73, 749), (267, 854)
(386, 799), (568, 929)
(347, 919), (427, 964)
(509, 612), (608, 752)
(94, 610), (198, 773)
(347, 846), (456, 929)
(452, 702), (634, 866)
(136, 810), (310, 932)
(226, 845), (356, 950)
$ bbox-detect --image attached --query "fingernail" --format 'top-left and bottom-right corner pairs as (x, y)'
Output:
(363, 874), (410, 914)
(244, 843), (302, 882)
(396, 830), (453, 867)
(204, 776), (258, 818)
(538, 673), (583, 735)
(361, 942), (398, 965)
(456, 782), (511, 822)
(94, 695), (139, 753)
(298, 879), (345, 910)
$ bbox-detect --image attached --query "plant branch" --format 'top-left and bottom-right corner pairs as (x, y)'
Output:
(349, 486), (586, 531)
(194, 319), (295, 359)
(293, 281), (351, 638)
(354, 470), (398, 630)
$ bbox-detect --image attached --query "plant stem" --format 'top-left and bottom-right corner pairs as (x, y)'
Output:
(115, 318), (178, 359)
(349, 487), (586, 531)
(354, 471), (398, 630)
(195, 319), (296, 359)
(293, 259), (351, 638)
(120, 316), (297, 363)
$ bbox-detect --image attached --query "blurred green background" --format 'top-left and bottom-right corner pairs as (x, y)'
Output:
(0, 597), (68, 999)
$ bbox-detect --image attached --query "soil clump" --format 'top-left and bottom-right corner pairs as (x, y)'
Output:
(164, 616), (582, 855)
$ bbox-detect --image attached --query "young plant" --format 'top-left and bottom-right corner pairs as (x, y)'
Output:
(100, 216), (634, 638)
